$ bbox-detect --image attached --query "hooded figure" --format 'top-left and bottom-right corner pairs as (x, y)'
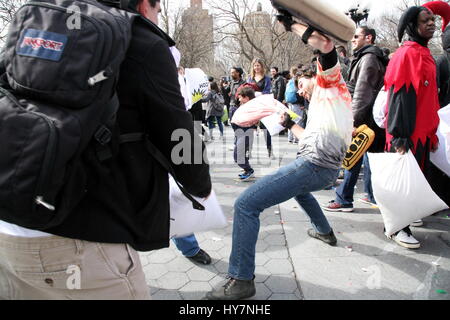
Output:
(382, 4), (440, 249)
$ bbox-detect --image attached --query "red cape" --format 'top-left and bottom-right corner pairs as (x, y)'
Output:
(384, 41), (440, 152)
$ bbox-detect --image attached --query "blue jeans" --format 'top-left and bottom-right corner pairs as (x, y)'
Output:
(228, 157), (338, 280)
(172, 234), (200, 257)
(207, 116), (224, 136)
(362, 154), (376, 203)
(335, 153), (375, 206)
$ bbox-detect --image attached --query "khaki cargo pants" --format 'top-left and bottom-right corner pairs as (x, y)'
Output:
(0, 233), (150, 300)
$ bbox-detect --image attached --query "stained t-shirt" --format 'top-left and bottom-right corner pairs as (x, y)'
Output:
(297, 51), (354, 170)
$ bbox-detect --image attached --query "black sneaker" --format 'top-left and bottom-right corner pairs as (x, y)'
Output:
(239, 169), (255, 181)
(307, 229), (337, 246)
(205, 277), (256, 300)
(188, 249), (211, 265)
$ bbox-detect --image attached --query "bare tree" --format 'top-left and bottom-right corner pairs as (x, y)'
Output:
(0, 0), (26, 45)
(175, 6), (216, 75)
(369, 0), (449, 55)
(207, 0), (313, 76)
(159, 0), (185, 41)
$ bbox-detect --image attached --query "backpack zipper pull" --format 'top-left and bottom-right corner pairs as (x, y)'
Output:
(35, 196), (56, 211)
(88, 68), (113, 87)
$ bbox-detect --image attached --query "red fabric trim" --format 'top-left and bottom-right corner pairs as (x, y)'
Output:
(384, 42), (424, 94)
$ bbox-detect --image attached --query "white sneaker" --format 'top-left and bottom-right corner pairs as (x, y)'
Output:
(390, 230), (421, 249)
(410, 220), (424, 227)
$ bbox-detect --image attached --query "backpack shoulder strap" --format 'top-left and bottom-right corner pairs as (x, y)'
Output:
(119, 133), (205, 211)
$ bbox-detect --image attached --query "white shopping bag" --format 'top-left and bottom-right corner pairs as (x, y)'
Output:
(169, 176), (227, 238)
(368, 151), (448, 236)
(372, 88), (387, 129)
(439, 105), (450, 162)
(431, 127), (450, 176)
(431, 105), (450, 176)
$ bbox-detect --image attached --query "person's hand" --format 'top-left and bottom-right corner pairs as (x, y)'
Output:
(276, 9), (295, 32)
(395, 146), (407, 155)
(431, 143), (439, 153)
(352, 127), (358, 137)
(280, 112), (295, 129)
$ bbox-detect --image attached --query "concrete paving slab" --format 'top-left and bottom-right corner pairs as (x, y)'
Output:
(265, 275), (298, 294)
(151, 289), (183, 300)
(156, 272), (190, 290)
(179, 282), (213, 300)
(138, 126), (449, 301)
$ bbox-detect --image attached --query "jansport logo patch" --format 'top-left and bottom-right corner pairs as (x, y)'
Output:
(17, 29), (67, 62)
(21, 37), (64, 51)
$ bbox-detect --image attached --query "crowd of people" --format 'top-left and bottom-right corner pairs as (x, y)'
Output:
(180, 2), (450, 299)
(0, 0), (448, 301)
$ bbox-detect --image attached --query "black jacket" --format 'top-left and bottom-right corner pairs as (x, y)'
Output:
(437, 27), (450, 108)
(229, 78), (245, 107)
(271, 75), (286, 102)
(347, 45), (388, 152)
(47, 17), (212, 251)
(436, 53), (450, 107)
(221, 85), (231, 106)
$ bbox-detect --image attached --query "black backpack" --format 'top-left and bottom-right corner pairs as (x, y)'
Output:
(0, 0), (136, 230)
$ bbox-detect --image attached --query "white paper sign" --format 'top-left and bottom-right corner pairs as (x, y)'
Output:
(184, 68), (210, 109)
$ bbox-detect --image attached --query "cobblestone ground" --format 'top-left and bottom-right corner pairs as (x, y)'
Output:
(140, 125), (450, 300)
(140, 126), (303, 300)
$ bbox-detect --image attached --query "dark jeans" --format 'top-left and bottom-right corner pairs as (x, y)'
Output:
(230, 105), (238, 125)
(233, 126), (254, 172)
(207, 116), (224, 135)
(259, 122), (272, 152)
(335, 154), (375, 206)
(362, 154), (375, 203)
(428, 162), (450, 206)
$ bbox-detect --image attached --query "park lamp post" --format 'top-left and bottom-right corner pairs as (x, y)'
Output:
(346, 3), (370, 26)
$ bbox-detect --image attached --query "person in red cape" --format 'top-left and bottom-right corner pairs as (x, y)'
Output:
(384, 1), (449, 249)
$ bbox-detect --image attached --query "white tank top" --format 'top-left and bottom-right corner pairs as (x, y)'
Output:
(0, 220), (53, 238)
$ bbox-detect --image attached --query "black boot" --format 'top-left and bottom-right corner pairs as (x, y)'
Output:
(205, 277), (256, 300)
(188, 249), (211, 265)
(307, 229), (337, 246)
